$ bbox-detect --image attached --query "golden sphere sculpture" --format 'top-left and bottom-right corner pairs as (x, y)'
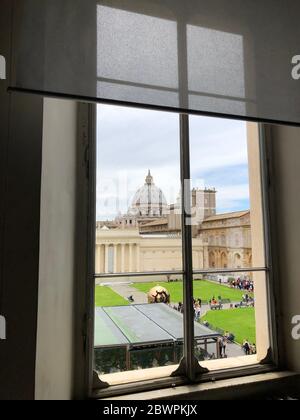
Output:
(147, 285), (170, 304)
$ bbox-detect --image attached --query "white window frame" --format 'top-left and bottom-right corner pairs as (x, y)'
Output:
(85, 105), (278, 399)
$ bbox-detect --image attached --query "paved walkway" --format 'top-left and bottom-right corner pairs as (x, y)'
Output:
(110, 283), (148, 304)
(199, 301), (241, 317)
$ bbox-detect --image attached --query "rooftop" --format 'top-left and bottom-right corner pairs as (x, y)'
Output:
(203, 210), (250, 223)
(94, 303), (220, 348)
(140, 218), (168, 227)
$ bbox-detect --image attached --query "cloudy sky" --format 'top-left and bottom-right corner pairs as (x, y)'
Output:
(96, 104), (249, 221)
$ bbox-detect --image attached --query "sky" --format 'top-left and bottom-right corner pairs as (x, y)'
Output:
(96, 104), (249, 221)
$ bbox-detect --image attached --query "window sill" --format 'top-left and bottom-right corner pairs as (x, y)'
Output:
(102, 371), (298, 401)
(94, 355), (280, 399)
(99, 355), (258, 387)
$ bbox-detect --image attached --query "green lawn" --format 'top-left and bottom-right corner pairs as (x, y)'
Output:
(133, 280), (251, 303)
(95, 286), (129, 307)
(201, 307), (256, 345)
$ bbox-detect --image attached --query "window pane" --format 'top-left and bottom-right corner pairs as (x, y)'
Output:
(95, 105), (183, 382)
(189, 117), (269, 367)
(189, 116), (265, 271)
(94, 275), (184, 383)
(192, 271), (270, 366)
(96, 104), (182, 275)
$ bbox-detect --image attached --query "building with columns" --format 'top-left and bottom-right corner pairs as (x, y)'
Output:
(96, 172), (252, 281)
(96, 228), (204, 277)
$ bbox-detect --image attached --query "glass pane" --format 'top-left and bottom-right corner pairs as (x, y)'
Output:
(95, 104), (183, 383)
(96, 104), (182, 275)
(94, 275), (184, 382)
(189, 116), (265, 271)
(192, 271), (269, 365)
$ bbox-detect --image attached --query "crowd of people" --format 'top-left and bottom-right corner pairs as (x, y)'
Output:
(217, 335), (256, 358)
(173, 298), (203, 321)
(229, 277), (254, 292)
(242, 339), (256, 355)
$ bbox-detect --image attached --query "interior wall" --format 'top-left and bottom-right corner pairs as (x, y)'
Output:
(267, 124), (300, 372)
(35, 98), (79, 400)
(0, 2), (45, 400)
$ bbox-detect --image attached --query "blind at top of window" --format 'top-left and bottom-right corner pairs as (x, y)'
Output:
(11, 0), (300, 124)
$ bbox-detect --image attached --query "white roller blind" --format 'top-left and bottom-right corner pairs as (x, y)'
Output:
(12, 0), (300, 124)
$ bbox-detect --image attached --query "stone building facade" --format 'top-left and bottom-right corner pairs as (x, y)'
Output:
(95, 172), (252, 280)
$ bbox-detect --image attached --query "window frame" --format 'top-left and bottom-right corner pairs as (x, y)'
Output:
(86, 104), (279, 399)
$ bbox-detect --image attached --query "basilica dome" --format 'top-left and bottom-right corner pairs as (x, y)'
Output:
(128, 171), (168, 217)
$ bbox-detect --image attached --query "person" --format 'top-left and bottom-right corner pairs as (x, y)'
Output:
(218, 337), (223, 358)
(243, 339), (251, 355)
(194, 303), (201, 321)
(128, 295), (134, 302)
(222, 336), (228, 357)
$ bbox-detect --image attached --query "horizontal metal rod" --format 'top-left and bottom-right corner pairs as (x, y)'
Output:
(95, 270), (183, 279)
(192, 267), (268, 275)
(94, 267), (268, 279)
(7, 87), (300, 128)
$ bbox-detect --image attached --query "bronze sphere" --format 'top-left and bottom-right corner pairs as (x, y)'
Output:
(147, 285), (170, 304)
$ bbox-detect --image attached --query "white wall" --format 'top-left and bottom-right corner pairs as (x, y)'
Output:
(35, 98), (78, 400)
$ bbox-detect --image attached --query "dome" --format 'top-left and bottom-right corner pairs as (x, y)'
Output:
(129, 170), (168, 217)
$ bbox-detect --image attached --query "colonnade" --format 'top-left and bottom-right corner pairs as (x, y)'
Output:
(95, 243), (140, 274)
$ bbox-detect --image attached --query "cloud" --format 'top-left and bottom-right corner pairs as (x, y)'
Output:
(96, 105), (249, 219)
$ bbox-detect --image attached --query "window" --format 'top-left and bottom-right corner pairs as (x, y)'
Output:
(92, 106), (273, 395)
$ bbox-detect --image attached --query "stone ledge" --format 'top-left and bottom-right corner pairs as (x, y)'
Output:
(103, 371), (299, 400)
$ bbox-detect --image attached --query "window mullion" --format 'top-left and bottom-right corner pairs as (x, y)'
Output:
(172, 113), (200, 381)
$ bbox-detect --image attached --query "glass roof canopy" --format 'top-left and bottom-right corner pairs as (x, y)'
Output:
(94, 304), (220, 348)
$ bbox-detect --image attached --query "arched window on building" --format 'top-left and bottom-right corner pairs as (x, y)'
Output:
(221, 252), (228, 268)
(209, 251), (216, 268)
(234, 253), (242, 268)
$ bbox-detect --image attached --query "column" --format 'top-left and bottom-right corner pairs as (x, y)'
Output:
(136, 244), (140, 272)
(113, 244), (118, 273)
(121, 243), (125, 273)
(129, 243), (133, 272)
(95, 245), (101, 273)
(104, 244), (109, 273)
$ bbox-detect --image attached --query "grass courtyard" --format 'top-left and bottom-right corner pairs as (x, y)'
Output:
(201, 307), (256, 345)
(95, 281), (256, 347)
(95, 286), (129, 307)
(133, 280), (251, 303)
